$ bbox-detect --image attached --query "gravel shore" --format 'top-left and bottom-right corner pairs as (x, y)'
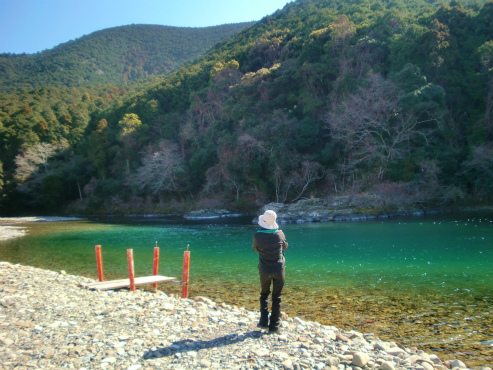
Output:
(0, 226), (27, 240)
(0, 262), (489, 370)
(0, 216), (85, 241)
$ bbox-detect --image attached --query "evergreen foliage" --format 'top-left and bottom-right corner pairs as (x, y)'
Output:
(0, 23), (255, 91)
(1, 0), (493, 214)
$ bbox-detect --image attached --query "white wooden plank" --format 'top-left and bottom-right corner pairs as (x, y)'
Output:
(81, 275), (177, 290)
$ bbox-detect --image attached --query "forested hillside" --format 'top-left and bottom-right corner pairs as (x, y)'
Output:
(0, 23), (255, 91)
(1, 0), (492, 215)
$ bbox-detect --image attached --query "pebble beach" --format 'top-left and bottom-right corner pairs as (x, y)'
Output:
(0, 261), (490, 370)
(0, 216), (85, 241)
(0, 226), (27, 241)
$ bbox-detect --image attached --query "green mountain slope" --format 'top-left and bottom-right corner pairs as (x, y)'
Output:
(0, 23), (255, 91)
(2, 0), (493, 217)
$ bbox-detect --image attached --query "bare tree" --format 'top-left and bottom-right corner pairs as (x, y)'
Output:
(273, 165), (284, 203)
(13, 142), (59, 197)
(202, 164), (245, 202)
(291, 160), (324, 202)
(227, 175), (244, 202)
(203, 164), (228, 195)
(460, 144), (493, 194)
(325, 72), (431, 181)
(14, 142), (57, 183)
(414, 159), (441, 203)
(234, 133), (269, 167)
(271, 158), (324, 203)
(184, 71), (237, 141)
(133, 145), (185, 195)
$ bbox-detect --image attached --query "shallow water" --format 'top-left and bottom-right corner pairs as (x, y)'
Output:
(1, 213), (492, 365)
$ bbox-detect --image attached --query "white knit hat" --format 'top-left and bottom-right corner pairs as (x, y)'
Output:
(258, 210), (279, 230)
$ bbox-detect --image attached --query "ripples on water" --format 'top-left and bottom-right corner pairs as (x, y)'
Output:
(0, 213), (492, 366)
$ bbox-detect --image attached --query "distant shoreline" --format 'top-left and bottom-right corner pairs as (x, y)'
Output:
(0, 216), (86, 224)
(1, 205), (492, 241)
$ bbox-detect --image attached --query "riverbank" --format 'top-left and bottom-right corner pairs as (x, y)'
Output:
(0, 262), (485, 370)
(181, 199), (491, 224)
(0, 226), (27, 241)
(0, 216), (86, 241)
(255, 198), (436, 224)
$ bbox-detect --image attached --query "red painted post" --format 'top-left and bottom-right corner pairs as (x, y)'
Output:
(127, 249), (136, 292)
(182, 248), (190, 298)
(95, 245), (104, 282)
(152, 245), (159, 292)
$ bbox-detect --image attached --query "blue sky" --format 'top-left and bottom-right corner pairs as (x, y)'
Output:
(1, 0), (293, 54)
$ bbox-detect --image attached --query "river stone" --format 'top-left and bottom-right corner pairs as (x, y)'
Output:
(450, 359), (467, 368)
(199, 359), (211, 368)
(294, 317), (305, 325)
(335, 333), (350, 342)
(301, 358), (315, 367)
(327, 357), (340, 367)
(386, 348), (406, 356)
(273, 351), (289, 360)
(352, 352), (370, 367)
(282, 358), (294, 370)
(15, 321), (32, 328)
(254, 348), (270, 357)
(194, 296), (215, 305)
(421, 361), (434, 370)
(1, 338), (14, 346)
(379, 361), (396, 370)
(429, 354), (441, 364)
(374, 342), (388, 351)
(43, 348), (55, 358)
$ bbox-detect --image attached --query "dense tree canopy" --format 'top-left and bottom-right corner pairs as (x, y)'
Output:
(1, 0), (492, 215)
(0, 23), (254, 92)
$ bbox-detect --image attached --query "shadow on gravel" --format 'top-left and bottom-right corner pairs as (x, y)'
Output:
(143, 330), (267, 359)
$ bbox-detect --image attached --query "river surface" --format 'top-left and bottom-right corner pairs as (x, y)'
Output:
(1, 212), (492, 366)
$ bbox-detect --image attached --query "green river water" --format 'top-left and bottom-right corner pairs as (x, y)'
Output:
(1, 212), (492, 366)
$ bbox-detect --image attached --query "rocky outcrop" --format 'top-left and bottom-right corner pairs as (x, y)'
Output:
(184, 209), (243, 220)
(255, 197), (431, 224)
